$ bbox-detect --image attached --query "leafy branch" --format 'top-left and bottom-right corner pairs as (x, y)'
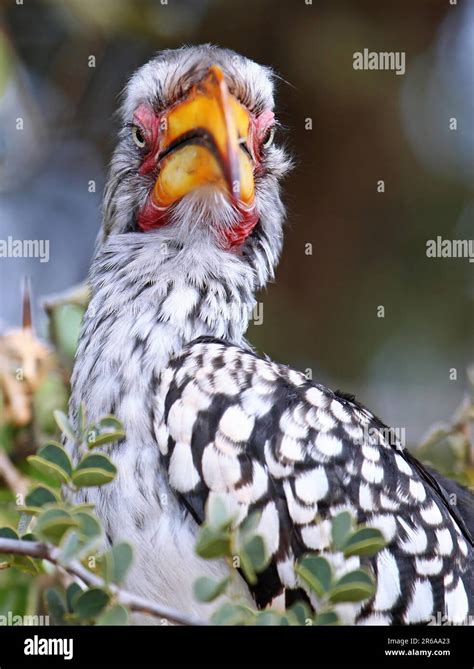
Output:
(0, 536), (203, 626)
(0, 408), (203, 626)
(191, 498), (387, 625)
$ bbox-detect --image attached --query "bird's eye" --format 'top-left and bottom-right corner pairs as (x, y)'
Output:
(132, 125), (146, 149)
(262, 127), (275, 149)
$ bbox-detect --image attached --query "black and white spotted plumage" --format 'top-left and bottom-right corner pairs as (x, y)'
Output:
(68, 45), (473, 625)
(154, 338), (473, 624)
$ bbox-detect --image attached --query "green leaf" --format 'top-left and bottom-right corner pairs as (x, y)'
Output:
(66, 583), (83, 613)
(53, 410), (77, 443)
(295, 555), (333, 598)
(72, 468), (116, 487)
(33, 373), (69, 435)
(193, 576), (230, 603)
(96, 416), (124, 432)
(239, 510), (262, 537)
(50, 303), (84, 361)
(195, 526), (231, 559)
(210, 602), (255, 626)
(70, 503), (96, 512)
(242, 535), (268, 573)
(59, 530), (81, 564)
(86, 416), (125, 449)
(46, 588), (67, 625)
(329, 568), (376, 603)
(35, 509), (79, 544)
(238, 535), (269, 584)
(73, 588), (110, 621)
(289, 601), (312, 626)
(254, 611), (289, 626)
(21, 533), (36, 542)
(331, 511), (353, 550)
(86, 431), (125, 449)
(343, 527), (386, 558)
(27, 457), (68, 485)
(57, 512), (102, 563)
(25, 486), (59, 509)
(96, 604), (128, 626)
(314, 611), (339, 625)
(39, 442), (73, 475)
(0, 526), (18, 540)
(27, 442), (73, 484)
(206, 496), (234, 530)
(11, 555), (40, 574)
(72, 511), (102, 540)
(77, 403), (87, 442)
(15, 507), (41, 517)
(72, 454), (117, 487)
(103, 542), (133, 584)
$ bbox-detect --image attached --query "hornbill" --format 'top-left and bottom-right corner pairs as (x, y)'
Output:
(68, 45), (473, 625)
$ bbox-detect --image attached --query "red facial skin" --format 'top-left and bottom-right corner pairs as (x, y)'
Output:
(133, 103), (275, 250)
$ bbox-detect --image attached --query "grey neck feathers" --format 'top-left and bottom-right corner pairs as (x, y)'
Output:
(71, 229), (260, 424)
(90, 229), (257, 342)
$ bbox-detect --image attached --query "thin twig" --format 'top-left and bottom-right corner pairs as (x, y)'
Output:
(0, 450), (29, 498)
(0, 537), (205, 626)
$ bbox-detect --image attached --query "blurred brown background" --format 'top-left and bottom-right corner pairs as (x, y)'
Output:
(0, 0), (473, 443)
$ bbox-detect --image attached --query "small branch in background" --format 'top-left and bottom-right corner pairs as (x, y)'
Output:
(22, 276), (32, 330)
(0, 538), (205, 627)
(0, 450), (28, 498)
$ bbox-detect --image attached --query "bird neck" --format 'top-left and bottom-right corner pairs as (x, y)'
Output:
(71, 231), (257, 423)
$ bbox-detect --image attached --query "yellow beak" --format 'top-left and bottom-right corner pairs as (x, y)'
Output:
(152, 65), (255, 208)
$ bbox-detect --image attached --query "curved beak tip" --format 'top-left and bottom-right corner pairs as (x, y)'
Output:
(152, 63), (253, 208)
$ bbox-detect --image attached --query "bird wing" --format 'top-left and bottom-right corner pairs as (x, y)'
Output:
(154, 337), (473, 624)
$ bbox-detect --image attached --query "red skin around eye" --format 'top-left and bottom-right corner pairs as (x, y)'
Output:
(251, 110), (275, 167)
(134, 105), (273, 248)
(133, 104), (162, 176)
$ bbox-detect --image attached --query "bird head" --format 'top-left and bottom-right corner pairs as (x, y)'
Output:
(102, 45), (291, 288)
